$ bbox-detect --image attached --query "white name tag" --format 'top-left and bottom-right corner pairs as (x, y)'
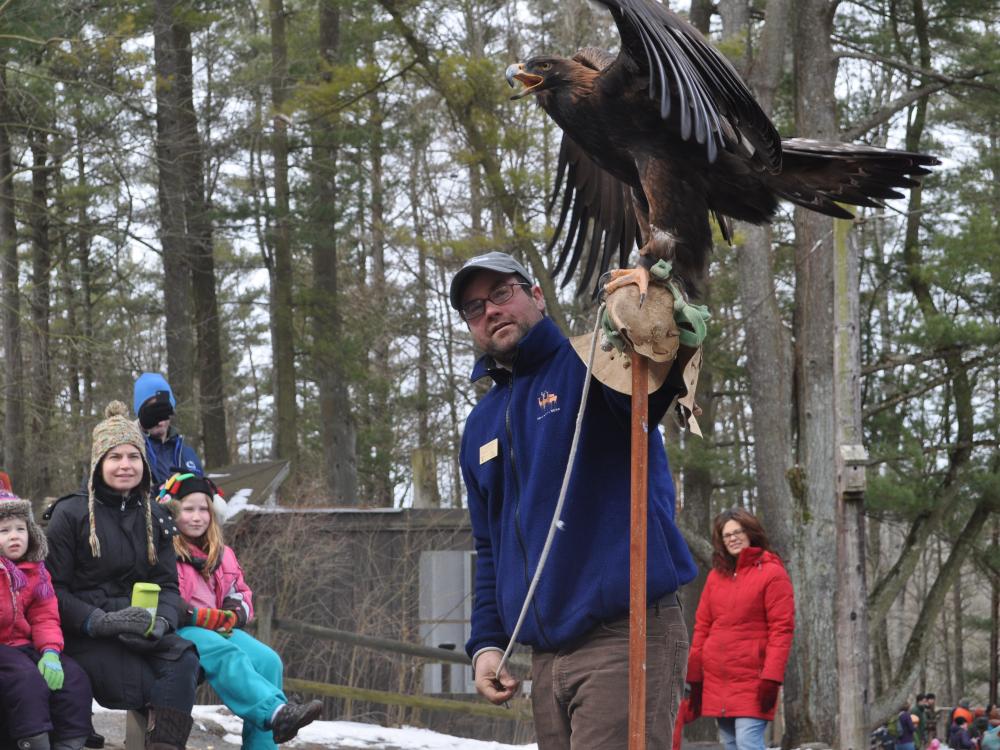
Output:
(479, 438), (499, 464)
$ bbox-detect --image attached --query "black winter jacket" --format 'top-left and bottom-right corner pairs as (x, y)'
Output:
(45, 487), (195, 708)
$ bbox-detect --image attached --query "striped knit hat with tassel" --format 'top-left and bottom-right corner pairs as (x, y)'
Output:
(88, 400), (156, 564)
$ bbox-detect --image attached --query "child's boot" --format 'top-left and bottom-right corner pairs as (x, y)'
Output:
(16, 735), (51, 750)
(145, 707), (193, 750)
(52, 737), (88, 750)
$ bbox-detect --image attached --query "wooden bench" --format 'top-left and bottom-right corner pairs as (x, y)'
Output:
(125, 710), (147, 750)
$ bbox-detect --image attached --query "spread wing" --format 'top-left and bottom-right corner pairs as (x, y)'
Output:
(595, 0), (782, 170)
(546, 133), (639, 297)
(769, 139), (939, 218)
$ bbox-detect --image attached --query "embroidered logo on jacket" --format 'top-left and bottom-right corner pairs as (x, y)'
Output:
(537, 391), (560, 420)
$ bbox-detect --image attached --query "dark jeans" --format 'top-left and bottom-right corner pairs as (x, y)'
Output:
(0, 644), (93, 740)
(69, 640), (200, 713)
(531, 597), (689, 750)
(144, 649), (201, 712)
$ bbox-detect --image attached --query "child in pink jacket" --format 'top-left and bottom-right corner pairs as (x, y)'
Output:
(0, 490), (92, 750)
(157, 474), (321, 748)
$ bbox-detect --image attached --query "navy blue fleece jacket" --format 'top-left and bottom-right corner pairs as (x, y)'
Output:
(461, 317), (697, 657)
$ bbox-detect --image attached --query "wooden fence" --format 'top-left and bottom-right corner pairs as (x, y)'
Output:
(252, 598), (533, 722)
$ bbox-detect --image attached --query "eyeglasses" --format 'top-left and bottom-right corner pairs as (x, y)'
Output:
(460, 282), (531, 321)
(722, 530), (747, 542)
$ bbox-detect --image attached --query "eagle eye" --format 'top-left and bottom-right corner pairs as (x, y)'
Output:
(538, 62), (552, 71)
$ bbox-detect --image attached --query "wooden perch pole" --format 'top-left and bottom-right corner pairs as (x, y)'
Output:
(629, 350), (649, 750)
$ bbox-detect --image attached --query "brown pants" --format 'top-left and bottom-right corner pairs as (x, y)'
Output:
(530, 599), (689, 750)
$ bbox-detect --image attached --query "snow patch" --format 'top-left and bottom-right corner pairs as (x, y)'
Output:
(92, 701), (536, 750)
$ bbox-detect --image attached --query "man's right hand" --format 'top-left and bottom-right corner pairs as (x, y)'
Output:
(473, 649), (520, 705)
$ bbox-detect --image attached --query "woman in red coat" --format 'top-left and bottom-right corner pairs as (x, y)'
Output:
(685, 508), (795, 750)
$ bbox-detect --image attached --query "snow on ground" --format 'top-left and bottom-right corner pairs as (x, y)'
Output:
(94, 702), (536, 750)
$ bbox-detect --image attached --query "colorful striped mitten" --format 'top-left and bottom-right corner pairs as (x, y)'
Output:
(190, 607), (238, 633)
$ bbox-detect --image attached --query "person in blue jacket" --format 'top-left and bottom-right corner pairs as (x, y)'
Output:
(451, 251), (698, 750)
(133, 373), (204, 488)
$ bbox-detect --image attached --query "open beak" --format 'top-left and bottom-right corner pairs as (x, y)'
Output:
(505, 63), (544, 100)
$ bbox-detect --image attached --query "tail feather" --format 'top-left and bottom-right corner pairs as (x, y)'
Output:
(768, 138), (939, 218)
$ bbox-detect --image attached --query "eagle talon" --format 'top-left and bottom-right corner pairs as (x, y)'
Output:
(602, 265), (651, 303)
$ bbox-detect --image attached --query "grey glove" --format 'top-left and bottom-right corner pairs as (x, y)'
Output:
(117, 617), (169, 652)
(85, 607), (153, 638)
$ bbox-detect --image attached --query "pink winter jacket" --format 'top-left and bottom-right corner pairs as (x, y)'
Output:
(176, 544), (254, 625)
(0, 559), (62, 653)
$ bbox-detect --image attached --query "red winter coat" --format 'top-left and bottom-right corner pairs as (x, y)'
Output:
(0, 559), (63, 653)
(686, 547), (794, 720)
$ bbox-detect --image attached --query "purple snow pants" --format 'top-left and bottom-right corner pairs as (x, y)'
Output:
(0, 644), (93, 741)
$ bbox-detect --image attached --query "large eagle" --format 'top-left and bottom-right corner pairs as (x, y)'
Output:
(505, 0), (938, 298)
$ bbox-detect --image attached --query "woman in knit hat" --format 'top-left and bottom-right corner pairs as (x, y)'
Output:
(44, 402), (200, 750)
(0, 490), (93, 750)
(158, 473), (322, 748)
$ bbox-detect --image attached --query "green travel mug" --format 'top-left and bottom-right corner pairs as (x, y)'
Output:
(131, 582), (161, 636)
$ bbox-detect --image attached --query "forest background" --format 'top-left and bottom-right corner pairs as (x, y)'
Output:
(0, 0), (998, 745)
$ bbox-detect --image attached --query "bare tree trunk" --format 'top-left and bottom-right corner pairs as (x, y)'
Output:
(469, 163), (483, 235)
(154, 0), (196, 426)
(310, 0), (358, 503)
(953, 576), (965, 700)
(367, 80), (392, 506)
(177, 45), (229, 467)
(678, 339), (717, 741)
(992, 522), (999, 706)
(409, 147), (440, 509)
(0, 62), (24, 484)
(717, 0), (749, 69)
(788, 0), (841, 743)
(170, 19), (229, 466)
(27, 128), (54, 498)
(268, 0), (298, 463)
(689, 0), (714, 34)
(719, 0), (799, 740)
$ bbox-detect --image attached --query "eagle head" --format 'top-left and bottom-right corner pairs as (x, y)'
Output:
(505, 57), (570, 101)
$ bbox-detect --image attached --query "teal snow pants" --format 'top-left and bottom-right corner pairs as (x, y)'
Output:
(178, 626), (287, 750)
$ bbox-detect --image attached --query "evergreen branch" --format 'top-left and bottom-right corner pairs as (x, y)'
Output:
(861, 344), (967, 375)
(863, 362), (974, 419)
(297, 60), (419, 126)
(839, 81), (948, 141)
(0, 34), (71, 47)
(834, 41), (998, 92)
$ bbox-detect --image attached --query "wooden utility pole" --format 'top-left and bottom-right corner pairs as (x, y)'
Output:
(629, 352), (649, 750)
(833, 217), (870, 750)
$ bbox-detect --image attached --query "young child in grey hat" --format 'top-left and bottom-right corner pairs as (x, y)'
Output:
(0, 490), (93, 750)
